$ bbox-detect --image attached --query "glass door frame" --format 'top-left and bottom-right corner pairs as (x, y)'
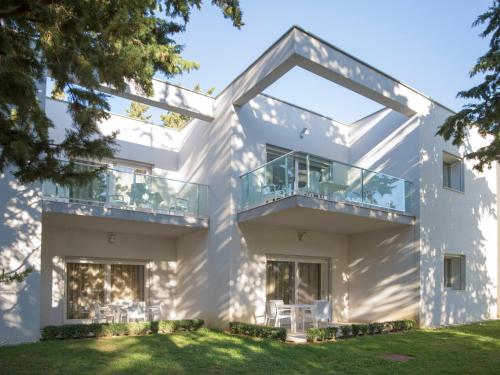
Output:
(265, 254), (331, 304)
(63, 256), (151, 324)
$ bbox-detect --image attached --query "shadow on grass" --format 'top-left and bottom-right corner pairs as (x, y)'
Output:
(1, 322), (500, 375)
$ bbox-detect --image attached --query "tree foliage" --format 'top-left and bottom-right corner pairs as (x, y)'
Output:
(437, 1), (500, 171)
(0, 266), (33, 284)
(0, 0), (243, 185)
(126, 102), (152, 123)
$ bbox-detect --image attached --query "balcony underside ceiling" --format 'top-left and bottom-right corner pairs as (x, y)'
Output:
(237, 196), (414, 234)
(42, 201), (208, 237)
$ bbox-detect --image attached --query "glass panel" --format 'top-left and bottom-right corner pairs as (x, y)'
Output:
(240, 152), (412, 213)
(110, 264), (145, 302)
(297, 263), (321, 304)
(66, 263), (106, 319)
(42, 162), (208, 218)
(266, 261), (295, 304)
(362, 170), (406, 211)
(240, 153), (295, 209)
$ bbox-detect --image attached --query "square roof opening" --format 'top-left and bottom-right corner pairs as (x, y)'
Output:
(263, 66), (386, 124)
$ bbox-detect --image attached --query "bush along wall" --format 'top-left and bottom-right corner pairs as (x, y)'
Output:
(41, 319), (204, 341)
(306, 319), (416, 342)
(229, 322), (287, 342)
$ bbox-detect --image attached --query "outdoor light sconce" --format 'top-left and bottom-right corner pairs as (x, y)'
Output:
(297, 231), (307, 242)
(108, 233), (116, 244)
(300, 127), (310, 139)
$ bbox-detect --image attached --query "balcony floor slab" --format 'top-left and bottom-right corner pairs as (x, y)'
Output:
(237, 195), (414, 234)
(43, 200), (208, 237)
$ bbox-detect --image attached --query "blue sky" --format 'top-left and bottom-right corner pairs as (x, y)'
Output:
(88, 0), (491, 124)
(169, 0), (491, 123)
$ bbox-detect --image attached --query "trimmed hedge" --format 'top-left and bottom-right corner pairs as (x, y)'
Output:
(306, 319), (416, 342)
(41, 319), (204, 341)
(229, 322), (287, 341)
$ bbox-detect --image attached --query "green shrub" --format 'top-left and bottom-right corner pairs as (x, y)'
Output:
(229, 322), (286, 341)
(41, 319), (204, 341)
(372, 322), (385, 334)
(351, 324), (362, 336)
(306, 326), (338, 342)
(306, 319), (417, 342)
(339, 325), (351, 338)
(359, 324), (369, 335)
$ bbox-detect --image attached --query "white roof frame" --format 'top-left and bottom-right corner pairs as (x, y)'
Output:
(221, 26), (439, 116)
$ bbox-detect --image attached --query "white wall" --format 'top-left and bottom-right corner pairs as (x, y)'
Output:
(0, 173), (42, 344)
(418, 104), (498, 326)
(40, 225), (177, 327)
(349, 226), (419, 322)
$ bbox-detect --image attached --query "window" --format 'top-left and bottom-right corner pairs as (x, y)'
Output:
(443, 152), (464, 192)
(266, 257), (329, 304)
(444, 254), (465, 290)
(266, 144), (291, 162)
(66, 260), (145, 320)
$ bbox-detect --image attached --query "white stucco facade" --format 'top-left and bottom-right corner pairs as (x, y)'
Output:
(0, 26), (498, 344)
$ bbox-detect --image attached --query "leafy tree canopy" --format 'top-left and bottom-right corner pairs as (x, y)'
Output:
(0, 0), (243, 185)
(437, 1), (500, 171)
(126, 102), (152, 123)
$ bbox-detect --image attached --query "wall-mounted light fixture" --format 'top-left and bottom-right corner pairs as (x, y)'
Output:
(300, 127), (310, 139)
(297, 231), (307, 242)
(108, 233), (116, 244)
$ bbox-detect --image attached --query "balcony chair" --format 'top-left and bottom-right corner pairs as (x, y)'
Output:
(169, 197), (189, 215)
(91, 302), (114, 323)
(303, 300), (332, 328)
(266, 300), (292, 328)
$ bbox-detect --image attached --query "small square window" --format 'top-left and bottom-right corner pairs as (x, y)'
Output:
(443, 152), (464, 192)
(444, 254), (465, 290)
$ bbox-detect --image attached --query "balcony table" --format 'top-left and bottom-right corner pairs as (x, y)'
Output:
(281, 304), (314, 333)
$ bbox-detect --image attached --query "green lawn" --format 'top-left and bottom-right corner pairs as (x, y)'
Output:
(1, 321), (500, 374)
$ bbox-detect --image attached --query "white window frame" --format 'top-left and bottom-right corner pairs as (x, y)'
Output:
(265, 254), (331, 304)
(444, 254), (466, 291)
(63, 256), (151, 324)
(443, 151), (464, 193)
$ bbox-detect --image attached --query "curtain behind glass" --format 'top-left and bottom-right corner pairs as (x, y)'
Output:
(297, 263), (321, 304)
(111, 264), (145, 302)
(67, 263), (106, 319)
(266, 261), (295, 304)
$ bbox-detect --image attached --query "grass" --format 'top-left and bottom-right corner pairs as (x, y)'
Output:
(1, 321), (500, 374)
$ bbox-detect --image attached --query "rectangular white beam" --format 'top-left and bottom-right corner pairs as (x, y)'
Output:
(100, 79), (215, 122)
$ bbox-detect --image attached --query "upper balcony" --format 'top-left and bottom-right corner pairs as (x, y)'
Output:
(238, 152), (414, 234)
(42, 162), (209, 236)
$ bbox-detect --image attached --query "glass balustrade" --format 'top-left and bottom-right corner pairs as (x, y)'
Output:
(240, 151), (412, 214)
(42, 163), (208, 218)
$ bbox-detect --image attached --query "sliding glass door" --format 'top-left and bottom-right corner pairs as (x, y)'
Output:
(66, 260), (146, 320)
(266, 257), (329, 304)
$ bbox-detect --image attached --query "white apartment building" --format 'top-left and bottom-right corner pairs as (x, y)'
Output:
(0, 26), (498, 344)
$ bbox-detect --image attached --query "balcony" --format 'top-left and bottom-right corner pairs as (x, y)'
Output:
(239, 152), (413, 233)
(42, 163), (209, 236)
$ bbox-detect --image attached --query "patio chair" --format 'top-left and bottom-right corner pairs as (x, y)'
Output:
(266, 300), (292, 328)
(126, 301), (147, 322)
(91, 302), (114, 323)
(303, 300), (332, 328)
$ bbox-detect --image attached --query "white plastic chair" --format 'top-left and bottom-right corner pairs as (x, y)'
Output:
(126, 301), (147, 322)
(303, 300), (331, 328)
(266, 300), (292, 328)
(91, 302), (114, 323)
(148, 304), (163, 321)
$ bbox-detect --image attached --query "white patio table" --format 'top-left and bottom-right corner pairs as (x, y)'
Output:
(282, 304), (314, 333)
